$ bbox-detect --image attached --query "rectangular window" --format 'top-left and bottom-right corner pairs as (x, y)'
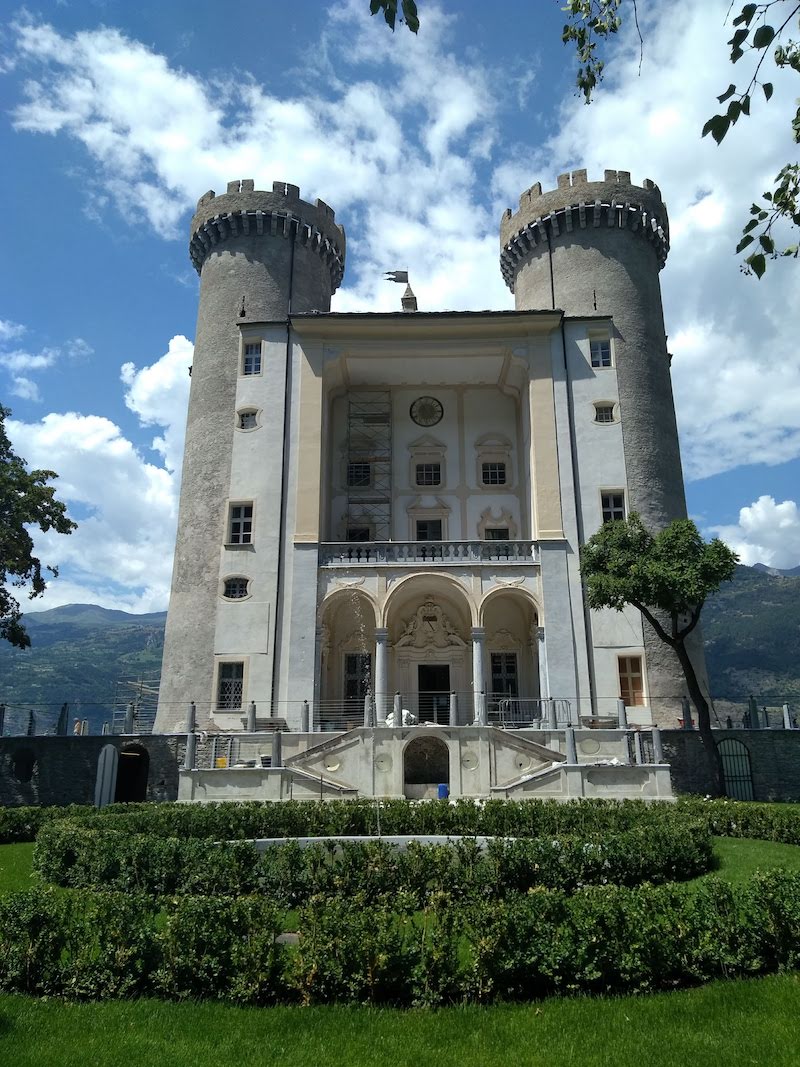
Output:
(490, 653), (519, 697)
(344, 653), (372, 703)
(594, 404), (614, 423)
(239, 411), (257, 429)
(590, 339), (612, 368)
(415, 462), (441, 487)
(601, 491), (625, 523)
(243, 342), (262, 375)
(416, 519), (442, 541)
(346, 526), (371, 542)
(485, 527), (510, 540)
(481, 461), (507, 485)
(618, 655), (645, 706)
(228, 503), (253, 544)
(347, 462), (371, 487)
(217, 661), (244, 709)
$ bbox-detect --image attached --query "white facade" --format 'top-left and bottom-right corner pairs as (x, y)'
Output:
(206, 309), (651, 734)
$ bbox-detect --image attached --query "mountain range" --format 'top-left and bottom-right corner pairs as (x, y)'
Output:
(0, 563), (797, 733)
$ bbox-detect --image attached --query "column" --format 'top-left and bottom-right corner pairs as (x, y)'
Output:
(374, 627), (389, 725)
(472, 627), (486, 725)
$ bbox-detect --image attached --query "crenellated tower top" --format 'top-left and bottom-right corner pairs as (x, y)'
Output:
(189, 178), (346, 292)
(500, 169), (669, 293)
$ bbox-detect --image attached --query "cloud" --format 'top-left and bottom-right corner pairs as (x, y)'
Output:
(5, 335), (193, 613)
(121, 334), (193, 474)
(10, 376), (40, 402)
(0, 319), (26, 342)
(710, 496), (800, 569)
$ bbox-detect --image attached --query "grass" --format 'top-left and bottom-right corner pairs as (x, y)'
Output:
(0, 844), (36, 894)
(0, 975), (799, 1067)
(1, 833), (800, 1064)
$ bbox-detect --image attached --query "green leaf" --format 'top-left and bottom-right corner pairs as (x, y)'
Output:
(753, 25), (775, 49)
(763, 82), (774, 101)
(401, 0), (419, 33)
(759, 234), (775, 253)
(736, 234), (755, 252)
(717, 83), (737, 103)
(733, 4), (758, 27)
(702, 115), (731, 143)
(741, 94), (750, 116)
(730, 28), (749, 49)
(727, 100), (742, 122)
(747, 252), (767, 277)
(742, 218), (759, 234)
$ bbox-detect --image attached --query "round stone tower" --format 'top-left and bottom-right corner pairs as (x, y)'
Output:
(156, 180), (345, 732)
(500, 168), (706, 719)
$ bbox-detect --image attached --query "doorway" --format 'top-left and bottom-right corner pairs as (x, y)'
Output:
(114, 745), (150, 803)
(403, 735), (450, 798)
(418, 664), (450, 724)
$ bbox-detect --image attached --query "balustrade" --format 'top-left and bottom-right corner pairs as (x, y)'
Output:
(319, 540), (539, 566)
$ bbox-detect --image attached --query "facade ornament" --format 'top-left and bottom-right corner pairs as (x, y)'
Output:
(396, 597), (466, 648)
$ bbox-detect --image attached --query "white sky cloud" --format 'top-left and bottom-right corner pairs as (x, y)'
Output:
(711, 496), (800, 569)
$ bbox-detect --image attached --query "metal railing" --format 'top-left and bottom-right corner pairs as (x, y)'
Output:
(489, 697), (574, 728)
(319, 540), (539, 567)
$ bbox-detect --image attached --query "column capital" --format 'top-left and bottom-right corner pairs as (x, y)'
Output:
(471, 627), (486, 641)
(374, 627), (389, 641)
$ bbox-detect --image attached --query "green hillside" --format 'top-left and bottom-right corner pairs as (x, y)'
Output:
(0, 563), (797, 733)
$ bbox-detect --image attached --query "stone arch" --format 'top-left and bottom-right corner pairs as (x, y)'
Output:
(114, 744), (149, 803)
(403, 734), (450, 798)
(381, 572), (476, 628)
(479, 584), (541, 626)
(318, 588), (378, 721)
(479, 587), (541, 721)
(383, 575), (474, 725)
(10, 748), (36, 784)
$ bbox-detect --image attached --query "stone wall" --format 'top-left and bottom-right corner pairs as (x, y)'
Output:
(0, 735), (185, 808)
(663, 729), (800, 801)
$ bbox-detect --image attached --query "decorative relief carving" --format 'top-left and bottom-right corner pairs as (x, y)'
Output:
(488, 628), (520, 650)
(478, 507), (518, 539)
(396, 598), (466, 649)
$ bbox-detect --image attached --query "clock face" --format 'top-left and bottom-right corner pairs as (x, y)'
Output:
(410, 396), (443, 427)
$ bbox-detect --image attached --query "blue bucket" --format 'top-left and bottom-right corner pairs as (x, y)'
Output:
(437, 783), (450, 799)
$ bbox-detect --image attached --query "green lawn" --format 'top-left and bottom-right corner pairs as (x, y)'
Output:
(0, 843), (35, 894)
(1, 975), (799, 1067)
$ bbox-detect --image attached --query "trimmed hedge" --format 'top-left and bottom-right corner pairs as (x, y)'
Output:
(33, 820), (713, 898)
(1, 872), (799, 1005)
(0, 804), (94, 845)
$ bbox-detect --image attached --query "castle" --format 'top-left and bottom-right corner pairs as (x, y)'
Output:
(152, 169), (702, 801)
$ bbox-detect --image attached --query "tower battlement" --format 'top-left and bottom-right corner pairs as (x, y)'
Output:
(500, 169), (669, 292)
(189, 178), (346, 290)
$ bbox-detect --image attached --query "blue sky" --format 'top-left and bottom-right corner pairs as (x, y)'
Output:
(2, 0), (799, 612)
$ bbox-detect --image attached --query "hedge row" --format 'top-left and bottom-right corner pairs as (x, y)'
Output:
(3, 797), (799, 846)
(1, 872), (799, 1005)
(33, 820), (713, 899)
(10, 798), (724, 842)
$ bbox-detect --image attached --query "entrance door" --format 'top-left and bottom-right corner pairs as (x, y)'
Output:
(418, 664), (450, 724)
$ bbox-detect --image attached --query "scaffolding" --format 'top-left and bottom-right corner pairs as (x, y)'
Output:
(345, 391), (392, 541)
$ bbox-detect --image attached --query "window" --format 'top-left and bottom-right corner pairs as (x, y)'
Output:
(601, 492), (625, 523)
(243, 342), (262, 375)
(217, 662), (244, 709)
(618, 656), (645, 706)
(238, 409), (258, 430)
(485, 527), (510, 540)
(347, 462), (371, 487)
(415, 462), (441, 487)
(346, 526), (371, 542)
(416, 519), (442, 541)
(344, 653), (372, 704)
(594, 404), (615, 424)
(490, 653), (519, 697)
(228, 503), (253, 544)
(481, 461), (507, 486)
(223, 577), (249, 599)
(590, 339), (612, 368)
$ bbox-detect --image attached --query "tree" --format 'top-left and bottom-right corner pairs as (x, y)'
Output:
(0, 406), (76, 648)
(561, 0), (800, 277)
(580, 513), (738, 794)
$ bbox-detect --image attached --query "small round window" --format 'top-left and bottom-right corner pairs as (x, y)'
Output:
(237, 409), (258, 430)
(223, 577), (250, 599)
